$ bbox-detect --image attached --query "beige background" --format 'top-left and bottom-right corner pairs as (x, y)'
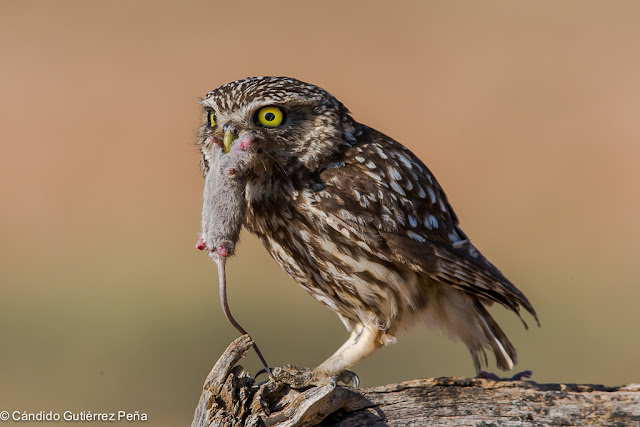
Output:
(1, 1), (639, 425)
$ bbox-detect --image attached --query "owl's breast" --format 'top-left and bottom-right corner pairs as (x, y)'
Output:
(245, 177), (316, 279)
(243, 176), (420, 327)
(244, 177), (356, 306)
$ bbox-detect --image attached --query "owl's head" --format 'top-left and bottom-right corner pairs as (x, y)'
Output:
(198, 76), (357, 177)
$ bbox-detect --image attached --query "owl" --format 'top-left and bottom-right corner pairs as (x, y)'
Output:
(197, 76), (538, 387)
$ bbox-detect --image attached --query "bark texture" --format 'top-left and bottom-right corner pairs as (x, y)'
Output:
(192, 335), (640, 427)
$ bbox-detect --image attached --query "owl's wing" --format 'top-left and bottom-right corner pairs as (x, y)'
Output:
(313, 129), (538, 324)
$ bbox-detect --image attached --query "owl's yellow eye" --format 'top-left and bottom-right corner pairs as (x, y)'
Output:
(208, 110), (216, 127)
(257, 106), (284, 127)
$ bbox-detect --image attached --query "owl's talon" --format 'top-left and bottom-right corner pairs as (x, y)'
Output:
(271, 365), (357, 389)
(255, 367), (274, 380)
(337, 370), (360, 388)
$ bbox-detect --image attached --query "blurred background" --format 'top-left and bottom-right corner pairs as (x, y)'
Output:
(1, 0), (639, 425)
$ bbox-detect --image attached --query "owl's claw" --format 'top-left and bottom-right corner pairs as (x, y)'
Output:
(255, 367), (274, 380)
(336, 369), (359, 387)
(271, 365), (359, 389)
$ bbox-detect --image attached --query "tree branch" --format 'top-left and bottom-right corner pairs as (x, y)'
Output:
(192, 336), (640, 426)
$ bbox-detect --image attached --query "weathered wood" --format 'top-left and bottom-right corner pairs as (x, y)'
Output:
(193, 336), (640, 426)
(324, 379), (640, 426)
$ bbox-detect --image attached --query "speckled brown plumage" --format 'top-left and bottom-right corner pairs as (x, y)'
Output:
(197, 76), (538, 381)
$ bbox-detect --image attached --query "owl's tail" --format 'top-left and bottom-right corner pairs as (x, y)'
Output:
(419, 282), (518, 372)
(470, 300), (517, 372)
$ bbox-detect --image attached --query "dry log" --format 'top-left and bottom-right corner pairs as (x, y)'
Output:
(192, 335), (640, 426)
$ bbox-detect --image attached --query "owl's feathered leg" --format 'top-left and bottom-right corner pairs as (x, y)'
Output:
(315, 324), (383, 382)
(272, 323), (385, 388)
(320, 326), (364, 366)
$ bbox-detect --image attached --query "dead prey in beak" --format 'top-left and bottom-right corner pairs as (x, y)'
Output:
(197, 136), (270, 375)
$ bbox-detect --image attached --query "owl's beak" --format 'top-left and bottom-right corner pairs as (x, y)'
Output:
(223, 129), (237, 153)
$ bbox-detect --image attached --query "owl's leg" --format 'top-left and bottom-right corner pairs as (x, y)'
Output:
(272, 324), (384, 388)
(314, 324), (383, 384)
(324, 319), (364, 360)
